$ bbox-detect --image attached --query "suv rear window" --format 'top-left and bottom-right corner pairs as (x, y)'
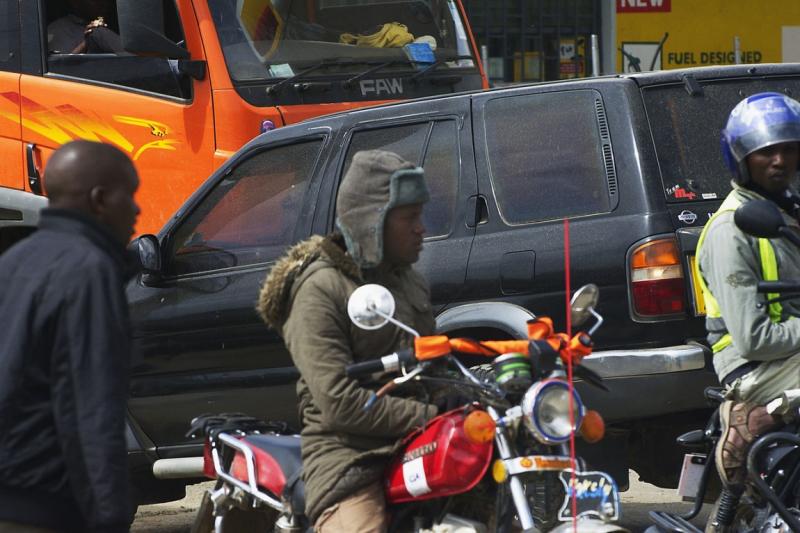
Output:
(484, 89), (612, 225)
(643, 77), (800, 203)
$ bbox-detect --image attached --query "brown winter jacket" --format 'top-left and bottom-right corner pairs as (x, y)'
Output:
(257, 234), (437, 523)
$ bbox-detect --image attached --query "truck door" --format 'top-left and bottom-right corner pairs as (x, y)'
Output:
(0, 0), (23, 195)
(16, 0), (215, 235)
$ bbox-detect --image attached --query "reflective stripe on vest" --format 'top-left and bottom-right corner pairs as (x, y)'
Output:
(694, 192), (783, 354)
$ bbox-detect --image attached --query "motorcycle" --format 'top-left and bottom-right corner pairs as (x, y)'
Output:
(189, 283), (628, 533)
(648, 199), (800, 533)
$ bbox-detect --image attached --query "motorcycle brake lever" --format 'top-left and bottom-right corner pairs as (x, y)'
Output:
(398, 361), (428, 382)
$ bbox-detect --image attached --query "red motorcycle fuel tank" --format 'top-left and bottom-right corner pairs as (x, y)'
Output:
(385, 410), (493, 503)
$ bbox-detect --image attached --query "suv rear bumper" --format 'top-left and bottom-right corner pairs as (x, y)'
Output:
(577, 343), (718, 422)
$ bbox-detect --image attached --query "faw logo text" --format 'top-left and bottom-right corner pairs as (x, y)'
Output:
(360, 78), (404, 97)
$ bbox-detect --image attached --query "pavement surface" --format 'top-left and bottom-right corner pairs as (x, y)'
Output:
(131, 471), (712, 532)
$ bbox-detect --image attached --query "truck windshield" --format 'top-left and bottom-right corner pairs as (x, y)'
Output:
(642, 77), (800, 203)
(207, 0), (477, 83)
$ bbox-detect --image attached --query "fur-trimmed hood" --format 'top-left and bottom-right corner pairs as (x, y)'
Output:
(257, 234), (361, 332)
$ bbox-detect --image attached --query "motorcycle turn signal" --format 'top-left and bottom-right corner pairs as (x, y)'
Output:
(580, 409), (605, 443)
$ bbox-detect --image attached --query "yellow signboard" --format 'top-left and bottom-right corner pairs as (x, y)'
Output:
(616, 0), (800, 72)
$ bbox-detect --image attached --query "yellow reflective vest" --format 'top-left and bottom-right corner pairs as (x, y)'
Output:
(695, 186), (800, 380)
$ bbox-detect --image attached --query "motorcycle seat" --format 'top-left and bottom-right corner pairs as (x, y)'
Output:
(230, 433), (305, 514)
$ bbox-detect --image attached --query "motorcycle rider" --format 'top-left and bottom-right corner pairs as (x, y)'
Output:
(257, 149), (437, 532)
(696, 92), (800, 531)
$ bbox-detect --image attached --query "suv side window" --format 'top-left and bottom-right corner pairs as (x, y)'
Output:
(43, 0), (190, 99)
(342, 120), (459, 238)
(484, 90), (612, 224)
(0, 0), (20, 73)
(168, 139), (323, 276)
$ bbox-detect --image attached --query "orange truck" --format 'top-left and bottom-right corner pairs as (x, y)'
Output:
(0, 0), (487, 239)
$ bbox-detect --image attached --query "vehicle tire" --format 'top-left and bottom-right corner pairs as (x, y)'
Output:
(528, 472), (564, 532)
(191, 491), (279, 533)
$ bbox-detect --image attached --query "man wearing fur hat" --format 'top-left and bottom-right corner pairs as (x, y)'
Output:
(258, 150), (437, 532)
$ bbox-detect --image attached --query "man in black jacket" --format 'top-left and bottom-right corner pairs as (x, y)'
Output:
(0, 141), (140, 533)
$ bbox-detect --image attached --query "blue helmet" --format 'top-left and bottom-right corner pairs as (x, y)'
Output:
(721, 92), (800, 184)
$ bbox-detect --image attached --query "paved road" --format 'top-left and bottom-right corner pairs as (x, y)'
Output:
(131, 471), (712, 532)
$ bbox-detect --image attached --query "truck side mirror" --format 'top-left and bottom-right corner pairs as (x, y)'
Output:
(117, 0), (189, 59)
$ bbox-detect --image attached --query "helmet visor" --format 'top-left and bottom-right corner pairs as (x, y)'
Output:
(731, 121), (800, 162)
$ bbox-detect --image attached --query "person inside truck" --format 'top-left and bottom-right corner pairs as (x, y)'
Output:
(257, 150), (438, 532)
(47, 0), (124, 54)
(695, 92), (800, 531)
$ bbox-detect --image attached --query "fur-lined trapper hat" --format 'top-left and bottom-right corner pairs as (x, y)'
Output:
(336, 150), (429, 269)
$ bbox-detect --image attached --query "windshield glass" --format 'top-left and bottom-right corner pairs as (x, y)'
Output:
(208, 0), (476, 82)
(642, 77), (800, 203)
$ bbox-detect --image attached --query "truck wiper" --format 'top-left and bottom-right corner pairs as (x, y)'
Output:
(342, 59), (417, 89)
(410, 55), (474, 83)
(267, 58), (374, 95)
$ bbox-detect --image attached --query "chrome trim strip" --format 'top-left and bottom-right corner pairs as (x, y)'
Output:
(581, 344), (707, 378)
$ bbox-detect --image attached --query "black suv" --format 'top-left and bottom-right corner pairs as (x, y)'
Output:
(125, 63), (800, 503)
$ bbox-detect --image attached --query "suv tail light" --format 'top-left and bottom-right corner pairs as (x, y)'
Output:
(630, 238), (685, 317)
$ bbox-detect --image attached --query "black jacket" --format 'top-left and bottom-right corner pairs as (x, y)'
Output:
(0, 209), (133, 532)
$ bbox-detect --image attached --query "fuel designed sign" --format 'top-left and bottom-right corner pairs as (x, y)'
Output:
(616, 0), (800, 72)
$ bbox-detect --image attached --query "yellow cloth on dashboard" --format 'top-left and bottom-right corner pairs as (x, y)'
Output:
(339, 22), (414, 48)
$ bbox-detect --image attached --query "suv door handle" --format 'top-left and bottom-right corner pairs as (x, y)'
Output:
(26, 143), (43, 195)
(466, 195), (488, 228)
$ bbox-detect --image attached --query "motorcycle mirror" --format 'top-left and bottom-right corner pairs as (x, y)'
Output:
(570, 284), (600, 328)
(347, 284), (396, 330)
(733, 199), (785, 239)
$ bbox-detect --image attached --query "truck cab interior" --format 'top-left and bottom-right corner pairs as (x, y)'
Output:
(43, 0), (191, 100)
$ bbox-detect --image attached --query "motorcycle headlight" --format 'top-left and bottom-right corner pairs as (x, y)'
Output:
(521, 379), (584, 445)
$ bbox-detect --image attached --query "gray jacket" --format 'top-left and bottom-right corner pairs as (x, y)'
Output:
(698, 185), (800, 380)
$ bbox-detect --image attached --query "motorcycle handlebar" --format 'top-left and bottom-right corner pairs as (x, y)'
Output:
(346, 349), (415, 377)
(345, 329), (594, 377)
(756, 280), (800, 294)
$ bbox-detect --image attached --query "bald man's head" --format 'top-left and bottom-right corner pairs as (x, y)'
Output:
(45, 141), (140, 245)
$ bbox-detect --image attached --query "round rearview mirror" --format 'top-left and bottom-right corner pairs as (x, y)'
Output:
(347, 284), (396, 330)
(570, 284), (600, 328)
